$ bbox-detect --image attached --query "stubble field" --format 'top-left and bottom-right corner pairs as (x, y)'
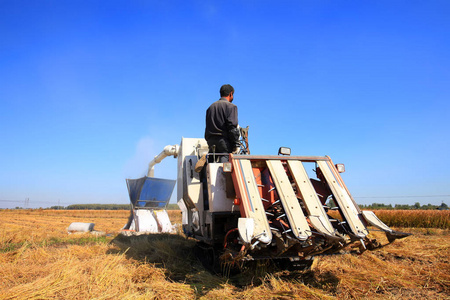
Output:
(0, 209), (449, 299)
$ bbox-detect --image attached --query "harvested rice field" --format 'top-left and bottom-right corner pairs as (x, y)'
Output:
(0, 209), (449, 299)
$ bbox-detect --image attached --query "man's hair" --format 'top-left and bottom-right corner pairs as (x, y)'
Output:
(220, 84), (234, 97)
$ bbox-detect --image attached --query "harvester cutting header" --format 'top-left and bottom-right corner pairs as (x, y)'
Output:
(124, 127), (410, 270)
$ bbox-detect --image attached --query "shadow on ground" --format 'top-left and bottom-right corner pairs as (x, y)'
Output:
(108, 233), (340, 295)
(109, 233), (231, 293)
(109, 234), (198, 279)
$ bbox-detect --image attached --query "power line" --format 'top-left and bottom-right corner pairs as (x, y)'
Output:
(355, 195), (450, 199)
(0, 199), (71, 204)
(0, 199), (24, 203)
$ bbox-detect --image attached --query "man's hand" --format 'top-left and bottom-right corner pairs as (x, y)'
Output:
(232, 147), (240, 154)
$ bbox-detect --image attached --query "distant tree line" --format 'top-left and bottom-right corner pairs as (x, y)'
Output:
(18, 202), (449, 211)
(63, 204), (131, 210)
(47, 203), (181, 210)
(359, 202), (448, 210)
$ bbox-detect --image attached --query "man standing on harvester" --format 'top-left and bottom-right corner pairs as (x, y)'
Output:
(204, 84), (240, 162)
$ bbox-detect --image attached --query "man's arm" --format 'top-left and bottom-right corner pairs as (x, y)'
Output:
(226, 105), (240, 149)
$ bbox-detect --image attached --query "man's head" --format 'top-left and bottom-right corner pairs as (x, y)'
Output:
(220, 84), (234, 102)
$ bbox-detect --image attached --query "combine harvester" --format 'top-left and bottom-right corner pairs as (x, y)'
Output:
(125, 128), (410, 270)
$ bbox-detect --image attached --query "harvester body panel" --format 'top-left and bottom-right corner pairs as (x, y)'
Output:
(316, 160), (369, 238)
(206, 163), (234, 212)
(287, 160), (336, 237)
(231, 158), (272, 244)
(266, 160), (310, 240)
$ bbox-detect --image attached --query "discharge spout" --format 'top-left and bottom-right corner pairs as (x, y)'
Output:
(147, 144), (179, 177)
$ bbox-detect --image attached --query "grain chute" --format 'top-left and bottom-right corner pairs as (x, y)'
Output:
(123, 176), (176, 233)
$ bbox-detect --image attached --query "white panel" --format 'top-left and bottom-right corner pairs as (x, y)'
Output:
(317, 161), (368, 238)
(132, 210), (158, 233)
(232, 158), (272, 244)
(207, 163), (234, 212)
(287, 160), (335, 235)
(238, 218), (254, 244)
(185, 155), (203, 207)
(362, 210), (392, 232)
(177, 138), (208, 207)
(177, 199), (188, 225)
(266, 160), (310, 240)
(155, 210), (174, 233)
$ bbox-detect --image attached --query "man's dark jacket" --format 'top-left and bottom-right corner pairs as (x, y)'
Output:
(204, 98), (239, 152)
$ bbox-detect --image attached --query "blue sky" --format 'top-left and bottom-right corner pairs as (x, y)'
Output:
(1, 1), (449, 208)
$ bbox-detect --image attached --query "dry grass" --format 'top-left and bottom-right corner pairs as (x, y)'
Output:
(0, 209), (449, 299)
(328, 209), (450, 229)
(371, 210), (450, 229)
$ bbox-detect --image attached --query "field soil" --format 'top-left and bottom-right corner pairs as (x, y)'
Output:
(0, 209), (449, 299)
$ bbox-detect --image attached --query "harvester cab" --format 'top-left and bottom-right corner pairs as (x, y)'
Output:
(126, 128), (410, 270)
